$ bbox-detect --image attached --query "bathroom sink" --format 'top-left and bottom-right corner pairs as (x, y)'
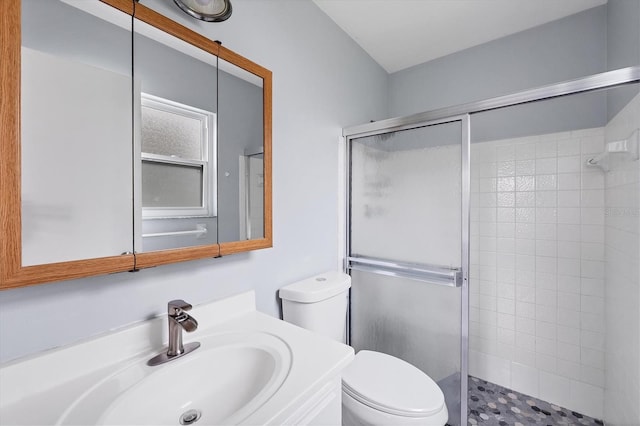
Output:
(56, 331), (292, 425)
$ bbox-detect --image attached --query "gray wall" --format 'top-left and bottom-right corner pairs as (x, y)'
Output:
(388, 5), (610, 142)
(388, 3), (639, 142)
(606, 0), (640, 120)
(136, 33), (218, 112)
(0, 0), (388, 363)
(389, 6), (608, 119)
(21, 0), (131, 75)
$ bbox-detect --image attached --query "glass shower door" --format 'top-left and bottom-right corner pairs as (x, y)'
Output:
(348, 117), (469, 425)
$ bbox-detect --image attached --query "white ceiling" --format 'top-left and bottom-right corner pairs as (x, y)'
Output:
(313, 0), (607, 74)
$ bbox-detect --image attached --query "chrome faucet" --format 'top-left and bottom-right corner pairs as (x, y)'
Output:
(148, 299), (201, 366)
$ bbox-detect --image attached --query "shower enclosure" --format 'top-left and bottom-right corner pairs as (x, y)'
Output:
(344, 67), (639, 425)
(347, 117), (470, 425)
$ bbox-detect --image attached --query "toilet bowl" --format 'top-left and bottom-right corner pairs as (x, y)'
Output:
(279, 271), (448, 426)
(342, 350), (448, 425)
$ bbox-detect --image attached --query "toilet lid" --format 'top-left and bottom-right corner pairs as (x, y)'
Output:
(342, 350), (446, 418)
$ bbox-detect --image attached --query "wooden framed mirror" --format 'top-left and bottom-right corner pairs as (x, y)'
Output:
(0, 0), (272, 289)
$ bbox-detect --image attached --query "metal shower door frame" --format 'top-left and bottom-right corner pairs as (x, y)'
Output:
(342, 65), (640, 425)
(344, 114), (471, 425)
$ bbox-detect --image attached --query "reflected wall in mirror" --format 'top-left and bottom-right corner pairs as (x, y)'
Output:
(0, 0), (272, 289)
(20, 0), (133, 266)
(216, 50), (272, 254)
(217, 57), (265, 243)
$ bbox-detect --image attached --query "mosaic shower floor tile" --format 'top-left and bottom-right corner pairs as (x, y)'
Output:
(467, 376), (605, 425)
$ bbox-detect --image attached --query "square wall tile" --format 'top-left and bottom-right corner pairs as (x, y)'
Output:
(557, 325), (580, 345)
(536, 353), (557, 373)
(580, 365), (605, 387)
(558, 225), (581, 242)
(516, 160), (535, 175)
(569, 381), (604, 419)
(497, 161), (515, 177)
(580, 277), (604, 296)
(580, 312), (604, 333)
(516, 143), (536, 160)
(535, 272), (557, 290)
(497, 192), (515, 207)
(558, 173), (581, 190)
(516, 286), (535, 304)
(513, 348), (537, 367)
(536, 208), (557, 224)
(557, 341), (580, 362)
(516, 191), (535, 207)
(558, 156), (581, 173)
(536, 321), (557, 339)
(516, 332), (536, 350)
(511, 362), (539, 397)
(558, 292), (580, 311)
(497, 313), (516, 330)
(580, 134), (605, 154)
(536, 141), (557, 158)
(557, 208), (580, 224)
(581, 330), (605, 351)
(516, 223), (536, 239)
(557, 309), (580, 328)
(536, 158), (557, 175)
(557, 139), (581, 156)
(469, 350), (512, 389)
(558, 241), (580, 259)
(540, 371), (572, 409)
(516, 176), (535, 191)
(558, 190), (580, 207)
(582, 172), (604, 190)
(557, 359), (582, 381)
(581, 347), (604, 369)
(536, 241), (557, 258)
(536, 304), (557, 322)
(535, 224), (557, 240)
(516, 316), (536, 335)
(557, 275), (581, 294)
(536, 175), (557, 191)
(497, 145), (516, 162)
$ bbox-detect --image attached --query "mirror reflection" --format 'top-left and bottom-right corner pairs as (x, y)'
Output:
(132, 17), (219, 252)
(21, 0), (133, 266)
(17, 0), (270, 273)
(217, 57), (265, 242)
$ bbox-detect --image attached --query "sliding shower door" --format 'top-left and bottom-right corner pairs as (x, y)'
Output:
(347, 117), (470, 426)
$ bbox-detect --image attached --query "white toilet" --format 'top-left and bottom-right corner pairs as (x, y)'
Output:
(279, 271), (448, 426)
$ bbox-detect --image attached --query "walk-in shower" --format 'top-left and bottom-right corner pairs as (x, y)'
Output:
(344, 66), (640, 425)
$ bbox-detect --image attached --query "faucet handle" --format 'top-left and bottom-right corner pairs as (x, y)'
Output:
(168, 299), (192, 315)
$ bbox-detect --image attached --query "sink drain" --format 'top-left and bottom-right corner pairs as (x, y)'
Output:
(180, 409), (202, 425)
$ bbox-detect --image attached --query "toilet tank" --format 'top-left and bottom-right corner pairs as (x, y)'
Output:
(279, 271), (351, 343)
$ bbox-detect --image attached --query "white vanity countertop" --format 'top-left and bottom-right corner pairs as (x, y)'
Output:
(0, 291), (354, 425)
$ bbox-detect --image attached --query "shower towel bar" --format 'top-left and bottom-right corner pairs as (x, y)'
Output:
(142, 225), (207, 238)
(347, 256), (462, 287)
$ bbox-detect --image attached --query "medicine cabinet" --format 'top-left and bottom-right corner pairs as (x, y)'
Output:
(0, 0), (272, 289)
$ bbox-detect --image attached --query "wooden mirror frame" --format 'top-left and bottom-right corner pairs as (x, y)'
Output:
(0, 0), (272, 289)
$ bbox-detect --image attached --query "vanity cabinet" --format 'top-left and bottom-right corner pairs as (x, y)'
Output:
(282, 378), (343, 425)
(0, 0), (272, 289)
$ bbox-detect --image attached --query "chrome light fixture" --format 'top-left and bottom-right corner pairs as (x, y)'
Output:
(174, 0), (232, 22)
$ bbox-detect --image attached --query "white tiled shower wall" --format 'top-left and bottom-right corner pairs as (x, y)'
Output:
(469, 127), (608, 418)
(603, 92), (640, 426)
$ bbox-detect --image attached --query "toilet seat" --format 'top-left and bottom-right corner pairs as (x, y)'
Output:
(342, 350), (446, 418)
